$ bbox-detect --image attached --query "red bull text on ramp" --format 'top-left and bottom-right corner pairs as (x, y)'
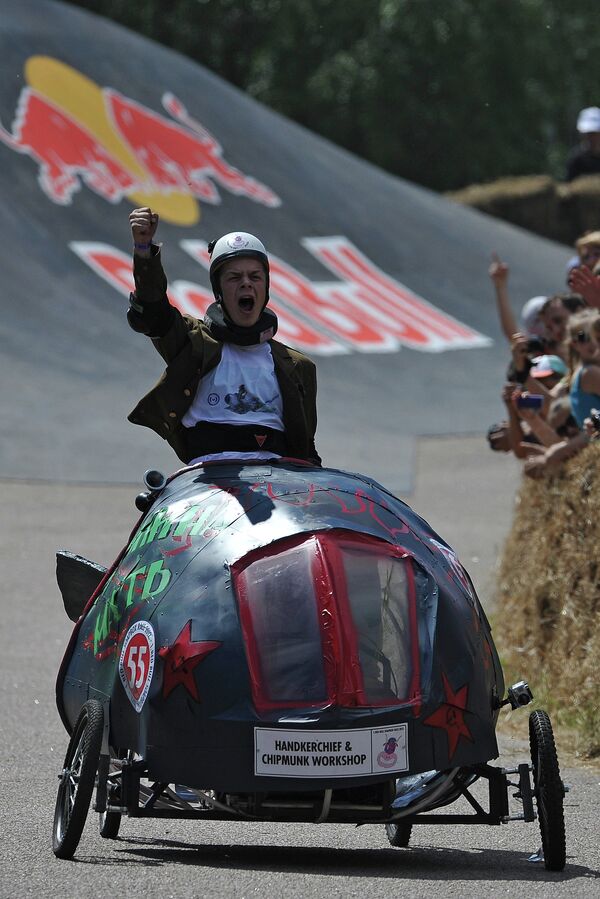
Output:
(3, 55), (491, 357)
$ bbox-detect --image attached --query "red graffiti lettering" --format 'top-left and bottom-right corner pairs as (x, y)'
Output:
(323, 489), (368, 515)
(162, 533), (193, 557)
(266, 482), (316, 505)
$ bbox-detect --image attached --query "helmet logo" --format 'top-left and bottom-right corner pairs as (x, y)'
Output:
(226, 234), (250, 250)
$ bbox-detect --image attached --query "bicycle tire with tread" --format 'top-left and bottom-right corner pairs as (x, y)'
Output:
(529, 709), (566, 872)
(52, 700), (104, 859)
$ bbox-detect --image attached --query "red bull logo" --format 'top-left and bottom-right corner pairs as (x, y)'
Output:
(0, 89), (137, 205)
(4, 56), (491, 357)
(70, 238), (492, 356)
(0, 56), (280, 224)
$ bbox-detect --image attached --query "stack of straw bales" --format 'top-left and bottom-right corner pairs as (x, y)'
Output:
(496, 444), (600, 756)
(447, 174), (600, 247)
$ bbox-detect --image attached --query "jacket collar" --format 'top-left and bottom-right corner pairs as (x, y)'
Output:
(190, 326), (298, 380)
(270, 339), (299, 376)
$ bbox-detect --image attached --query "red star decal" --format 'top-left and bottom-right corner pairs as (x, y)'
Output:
(423, 673), (473, 759)
(159, 620), (221, 701)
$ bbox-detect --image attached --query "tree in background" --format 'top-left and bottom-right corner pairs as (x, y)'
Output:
(69, 0), (600, 192)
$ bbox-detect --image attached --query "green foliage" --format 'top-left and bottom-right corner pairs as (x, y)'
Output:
(68, 0), (600, 191)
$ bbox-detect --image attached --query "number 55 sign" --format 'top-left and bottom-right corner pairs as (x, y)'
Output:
(119, 621), (155, 712)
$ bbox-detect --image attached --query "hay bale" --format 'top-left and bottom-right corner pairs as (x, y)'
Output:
(446, 175), (562, 240)
(558, 175), (600, 238)
(447, 173), (600, 244)
(496, 443), (600, 756)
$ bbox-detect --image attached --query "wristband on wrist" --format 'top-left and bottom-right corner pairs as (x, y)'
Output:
(134, 241), (153, 250)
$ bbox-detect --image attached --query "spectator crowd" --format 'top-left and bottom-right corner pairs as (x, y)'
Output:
(487, 228), (600, 478)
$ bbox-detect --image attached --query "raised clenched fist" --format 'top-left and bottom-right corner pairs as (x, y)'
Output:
(130, 207), (159, 253)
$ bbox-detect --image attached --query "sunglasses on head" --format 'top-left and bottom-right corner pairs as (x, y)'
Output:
(581, 249), (600, 262)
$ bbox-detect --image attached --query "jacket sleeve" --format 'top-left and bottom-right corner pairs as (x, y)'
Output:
(303, 359), (322, 466)
(128, 247), (196, 364)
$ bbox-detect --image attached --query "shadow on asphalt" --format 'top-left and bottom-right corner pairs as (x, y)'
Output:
(73, 837), (598, 882)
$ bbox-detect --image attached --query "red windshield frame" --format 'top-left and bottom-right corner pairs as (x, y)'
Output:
(232, 529), (422, 714)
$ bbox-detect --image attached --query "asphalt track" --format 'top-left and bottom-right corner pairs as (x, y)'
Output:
(1, 446), (599, 898)
(1, 2), (599, 896)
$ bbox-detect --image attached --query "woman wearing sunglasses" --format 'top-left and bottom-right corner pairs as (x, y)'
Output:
(567, 310), (600, 427)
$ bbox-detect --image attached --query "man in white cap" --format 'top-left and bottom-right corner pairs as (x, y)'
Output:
(126, 207), (321, 467)
(566, 107), (600, 181)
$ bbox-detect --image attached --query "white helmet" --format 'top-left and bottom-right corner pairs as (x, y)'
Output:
(208, 231), (269, 301)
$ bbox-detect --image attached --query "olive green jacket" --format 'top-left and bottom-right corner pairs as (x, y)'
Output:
(128, 250), (320, 465)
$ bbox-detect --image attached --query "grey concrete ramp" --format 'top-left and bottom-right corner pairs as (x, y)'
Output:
(0, 0), (574, 491)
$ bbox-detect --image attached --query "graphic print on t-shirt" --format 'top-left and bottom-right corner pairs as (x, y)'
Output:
(181, 342), (284, 432)
(224, 384), (280, 415)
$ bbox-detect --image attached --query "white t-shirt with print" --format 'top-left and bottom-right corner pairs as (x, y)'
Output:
(181, 342), (284, 464)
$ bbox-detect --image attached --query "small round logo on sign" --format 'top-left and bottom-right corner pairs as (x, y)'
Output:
(119, 620), (155, 713)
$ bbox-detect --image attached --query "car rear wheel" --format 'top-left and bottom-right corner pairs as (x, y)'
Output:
(385, 821), (412, 847)
(98, 754), (124, 839)
(52, 700), (104, 859)
(529, 709), (566, 871)
(98, 808), (121, 839)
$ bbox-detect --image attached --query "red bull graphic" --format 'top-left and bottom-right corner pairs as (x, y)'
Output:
(106, 90), (280, 208)
(69, 242), (342, 353)
(182, 239), (490, 352)
(4, 55), (491, 357)
(70, 239), (491, 355)
(0, 56), (280, 224)
(305, 237), (483, 351)
(0, 89), (137, 205)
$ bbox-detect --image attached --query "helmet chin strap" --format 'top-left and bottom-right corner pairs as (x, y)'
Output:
(204, 302), (278, 346)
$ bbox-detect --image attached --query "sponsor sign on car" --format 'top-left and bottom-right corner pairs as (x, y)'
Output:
(255, 724), (408, 777)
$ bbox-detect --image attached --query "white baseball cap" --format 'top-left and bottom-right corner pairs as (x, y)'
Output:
(520, 296), (547, 337)
(577, 107), (600, 133)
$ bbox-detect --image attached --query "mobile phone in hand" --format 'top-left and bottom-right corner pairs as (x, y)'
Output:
(516, 394), (544, 410)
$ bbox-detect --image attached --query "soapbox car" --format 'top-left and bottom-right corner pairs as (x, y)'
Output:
(53, 460), (566, 869)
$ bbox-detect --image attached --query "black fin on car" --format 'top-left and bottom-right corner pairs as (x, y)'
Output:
(56, 551), (107, 622)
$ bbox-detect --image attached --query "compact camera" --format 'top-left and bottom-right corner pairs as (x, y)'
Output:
(526, 337), (544, 355)
(506, 681), (534, 709)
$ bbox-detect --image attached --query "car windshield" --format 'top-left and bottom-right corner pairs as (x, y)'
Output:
(341, 547), (413, 703)
(234, 532), (420, 712)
